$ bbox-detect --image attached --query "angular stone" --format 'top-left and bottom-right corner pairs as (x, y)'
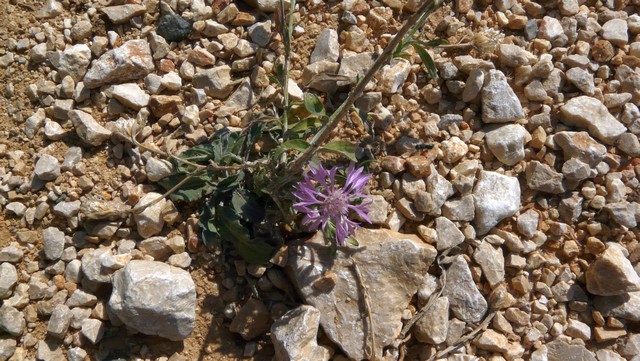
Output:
(473, 241), (505, 287)
(0, 305), (25, 336)
(271, 305), (330, 361)
(442, 195), (475, 221)
(156, 14), (192, 42)
(34, 154), (60, 181)
(47, 304), (71, 339)
(51, 44), (92, 82)
(81, 248), (114, 284)
(586, 244), (640, 296)
(560, 96), (627, 144)
(436, 217), (464, 251)
(554, 131), (607, 167)
(482, 70), (524, 123)
(108, 260), (196, 340)
(68, 110), (111, 146)
(83, 40), (155, 88)
(526, 161), (565, 194)
(379, 60), (410, 94)
(192, 66), (234, 98)
(111, 83), (150, 109)
(288, 229), (436, 360)
(601, 19), (629, 47)
(133, 192), (166, 238)
(566, 68), (595, 96)
(547, 339), (596, 361)
(605, 202), (639, 229)
(310, 29), (339, 64)
(101, 4), (146, 24)
(217, 78), (255, 116)
(485, 124), (527, 166)
(42, 227), (65, 261)
(444, 256), (488, 323)
(473, 171), (521, 235)
(338, 53), (376, 84)
(0, 339), (16, 361)
(414, 297), (449, 345)
(81, 318), (105, 344)
(595, 291), (640, 321)
(0, 263), (17, 299)
(475, 329), (509, 353)
(229, 298), (271, 340)
(36, 340), (64, 361)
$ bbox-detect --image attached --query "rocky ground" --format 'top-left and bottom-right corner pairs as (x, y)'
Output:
(1, 0), (640, 360)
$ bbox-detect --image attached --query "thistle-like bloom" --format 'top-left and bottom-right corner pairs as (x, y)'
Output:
(293, 163), (372, 246)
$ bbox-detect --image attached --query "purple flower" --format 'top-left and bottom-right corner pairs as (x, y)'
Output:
(293, 162), (372, 246)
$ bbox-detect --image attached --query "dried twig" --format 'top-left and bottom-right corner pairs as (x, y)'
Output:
(427, 311), (496, 361)
(352, 259), (376, 361)
(289, 0), (444, 174)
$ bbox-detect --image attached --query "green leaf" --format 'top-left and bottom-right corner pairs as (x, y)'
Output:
(273, 139), (310, 159)
(157, 172), (215, 202)
(216, 205), (275, 264)
(413, 44), (438, 80)
(303, 93), (325, 115)
(320, 140), (358, 162)
(199, 201), (222, 249)
(416, 38), (449, 47)
(288, 117), (322, 134)
(231, 190), (266, 223)
(215, 172), (244, 195)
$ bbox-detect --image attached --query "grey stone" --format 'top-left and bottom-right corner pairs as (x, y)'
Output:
(338, 53), (376, 84)
(81, 248), (114, 284)
(0, 243), (23, 263)
(0, 305), (25, 336)
(68, 110), (111, 147)
(473, 241), (505, 287)
(36, 0), (63, 18)
(554, 131), (607, 167)
(562, 158), (591, 183)
(587, 244), (640, 296)
(36, 340), (64, 361)
(288, 229), (436, 360)
(605, 202), (639, 228)
(248, 21), (272, 47)
(50, 44), (92, 82)
(42, 227), (65, 260)
(0, 263), (18, 299)
(108, 260), (196, 340)
(498, 44), (536, 67)
(101, 4), (146, 24)
(482, 70), (524, 123)
(146, 158), (173, 182)
(442, 195), (475, 221)
(192, 66), (234, 98)
(566, 68), (595, 96)
(217, 78), (255, 116)
(414, 297), (449, 344)
(462, 69), (484, 102)
(47, 304), (71, 339)
(436, 216), (465, 251)
(0, 339), (16, 361)
(560, 96), (627, 145)
(595, 291), (640, 321)
(133, 192), (166, 238)
(67, 348), (87, 361)
(485, 124), (527, 166)
(526, 161), (565, 194)
(138, 236), (173, 261)
(365, 195), (388, 225)
(83, 39), (155, 88)
(473, 171), (521, 235)
(34, 154), (60, 181)
(271, 305), (330, 361)
(5, 203), (26, 217)
(601, 19), (629, 46)
(444, 255), (488, 322)
(617, 133), (640, 156)
(111, 83), (149, 109)
(546, 339), (596, 361)
(81, 318), (105, 344)
(157, 14), (191, 42)
(311, 29), (339, 63)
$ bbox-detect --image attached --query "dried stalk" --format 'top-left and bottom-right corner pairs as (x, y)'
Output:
(426, 311), (496, 361)
(289, 0), (444, 174)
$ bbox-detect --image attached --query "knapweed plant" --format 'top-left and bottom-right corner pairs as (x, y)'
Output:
(130, 0), (444, 264)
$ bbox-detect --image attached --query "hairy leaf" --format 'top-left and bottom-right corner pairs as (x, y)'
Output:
(303, 93), (325, 115)
(320, 140), (358, 162)
(216, 205), (275, 264)
(231, 189), (266, 224)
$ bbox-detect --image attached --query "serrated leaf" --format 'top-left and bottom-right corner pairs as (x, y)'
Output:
(303, 93), (325, 115)
(413, 44), (438, 80)
(320, 140), (358, 162)
(216, 205), (275, 264)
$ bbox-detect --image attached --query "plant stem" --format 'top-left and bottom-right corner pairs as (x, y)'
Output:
(289, 0), (443, 173)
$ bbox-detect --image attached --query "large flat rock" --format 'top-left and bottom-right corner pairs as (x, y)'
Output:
(287, 229), (437, 360)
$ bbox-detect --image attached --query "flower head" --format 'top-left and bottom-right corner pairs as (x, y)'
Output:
(293, 162), (372, 246)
